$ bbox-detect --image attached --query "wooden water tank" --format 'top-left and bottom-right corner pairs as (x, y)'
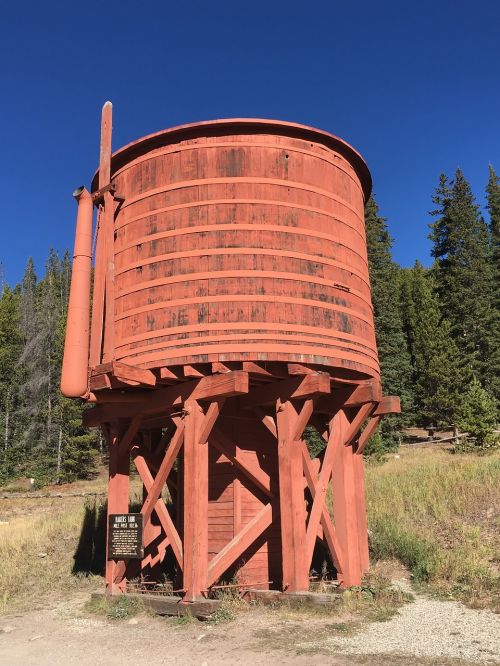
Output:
(94, 119), (378, 380)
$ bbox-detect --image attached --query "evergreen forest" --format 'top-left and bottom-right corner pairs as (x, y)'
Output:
(0, 167), (499, 485)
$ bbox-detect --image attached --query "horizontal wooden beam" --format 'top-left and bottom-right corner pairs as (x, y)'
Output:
(112, 361), (157, 387)
(315, 381), (382, 414)
(91, 361), (157, 388)
(239, 373), (330, 410)
(83, 371), (249, 426)
(373, 395), (401, 415)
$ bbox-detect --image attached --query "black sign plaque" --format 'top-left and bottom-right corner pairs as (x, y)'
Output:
(108, 513), (144, 559)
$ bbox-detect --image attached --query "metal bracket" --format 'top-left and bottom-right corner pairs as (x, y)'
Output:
(92, 181), (125, 205)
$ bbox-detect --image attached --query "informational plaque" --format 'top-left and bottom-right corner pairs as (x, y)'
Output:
(108, 513), (144, 559)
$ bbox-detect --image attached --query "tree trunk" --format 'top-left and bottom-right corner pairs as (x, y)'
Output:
(4, 392), (10, 452)
(56, 425), (63, 482)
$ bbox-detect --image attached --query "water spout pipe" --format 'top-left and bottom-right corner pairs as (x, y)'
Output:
(60, 187), (93, 398)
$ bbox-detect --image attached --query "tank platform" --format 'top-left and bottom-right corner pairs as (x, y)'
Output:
(84, 360), (398, 601)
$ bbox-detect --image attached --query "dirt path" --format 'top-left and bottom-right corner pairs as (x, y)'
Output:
(0, 591), (499, 666)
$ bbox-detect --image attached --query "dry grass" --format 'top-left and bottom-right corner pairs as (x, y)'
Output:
(1, 446), (498, 617)
(0, 496), (105, 614)
(365, 446), (500, 610)
(0, 476), (165, 615)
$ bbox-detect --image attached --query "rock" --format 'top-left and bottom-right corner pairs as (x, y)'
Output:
(127, 618), (139, 625)
(29, 634), (45, 641)
(197, 634), (206, 641)
(38, 552), (47, 558)
(0, 626), (15, 634)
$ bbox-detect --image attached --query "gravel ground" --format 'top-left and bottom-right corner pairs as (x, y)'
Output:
(1, 591), (499, 665)
(306, 596), (500, 663)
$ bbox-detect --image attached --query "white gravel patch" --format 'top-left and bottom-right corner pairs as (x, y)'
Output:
(324, 597), (500, 663)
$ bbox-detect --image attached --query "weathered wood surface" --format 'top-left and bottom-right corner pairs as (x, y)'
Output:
(88, 121), (378, 378)
(243, 589), (342, 607)
(83, 371), (249, 426)
(90, 592), (221, 619)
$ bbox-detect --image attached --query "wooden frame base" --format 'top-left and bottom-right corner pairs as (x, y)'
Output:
(94, 366), (399, 599)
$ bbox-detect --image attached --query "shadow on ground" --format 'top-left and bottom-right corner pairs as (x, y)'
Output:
(72, 501), (107, 575)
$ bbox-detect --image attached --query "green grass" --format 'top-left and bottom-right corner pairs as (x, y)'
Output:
(365, 447), (500, 610)
(85, 594), (146, 620)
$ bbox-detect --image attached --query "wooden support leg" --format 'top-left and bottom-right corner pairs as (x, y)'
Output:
(105, 422), (130, 594)
(353, 451), (370, 573)
(276, 400), (308, 592)
(182, 400), (208, 602)
(331, 430), (362, 587)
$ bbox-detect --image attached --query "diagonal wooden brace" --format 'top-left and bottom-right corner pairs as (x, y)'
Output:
(207, 503), (273, 587)
(133, 453), (183, 569)
(141, 421), (185, 525)
(117, 414), (144, 458)
(292, 398), (315, 440)
(344, 402), (376, 446)
(305, 410), (347, 565)
(356, 415), (382, 454)
(211, 427), (273, 498)
(301, 441), (343, 574)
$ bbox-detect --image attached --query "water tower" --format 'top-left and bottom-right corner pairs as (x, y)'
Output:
(61, 103), (399, 601)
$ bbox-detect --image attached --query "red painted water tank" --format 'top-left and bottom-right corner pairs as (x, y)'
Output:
(94, 119), (378, 380)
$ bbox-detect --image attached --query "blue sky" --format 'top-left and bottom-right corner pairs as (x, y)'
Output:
(1, 0), (499, 285)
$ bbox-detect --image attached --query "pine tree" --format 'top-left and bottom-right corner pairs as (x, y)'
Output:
(16, 258), (45, 476)
(365, 196), (414, 449)
(402, 261), (463, 427)
(429, 170), (495, 398)
(485, 166), (500, 410)
(0, 251), (99, 486)
(458, 378), (498, 448)
(0, 286), (23, 481)
(486, 165), (500, 277)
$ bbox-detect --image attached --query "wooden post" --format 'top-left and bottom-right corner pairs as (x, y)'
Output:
(105, 421), (130, 594)
(276, 400), (308, 591)
(331, 411), (362, 587)
(182, 400), (208, 601)
(352, 451), (370, 573)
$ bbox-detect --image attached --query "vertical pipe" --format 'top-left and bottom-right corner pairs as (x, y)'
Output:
(60, 187), (93, 398)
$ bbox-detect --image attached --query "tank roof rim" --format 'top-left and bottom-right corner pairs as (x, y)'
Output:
(91, 117), (372, 200)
